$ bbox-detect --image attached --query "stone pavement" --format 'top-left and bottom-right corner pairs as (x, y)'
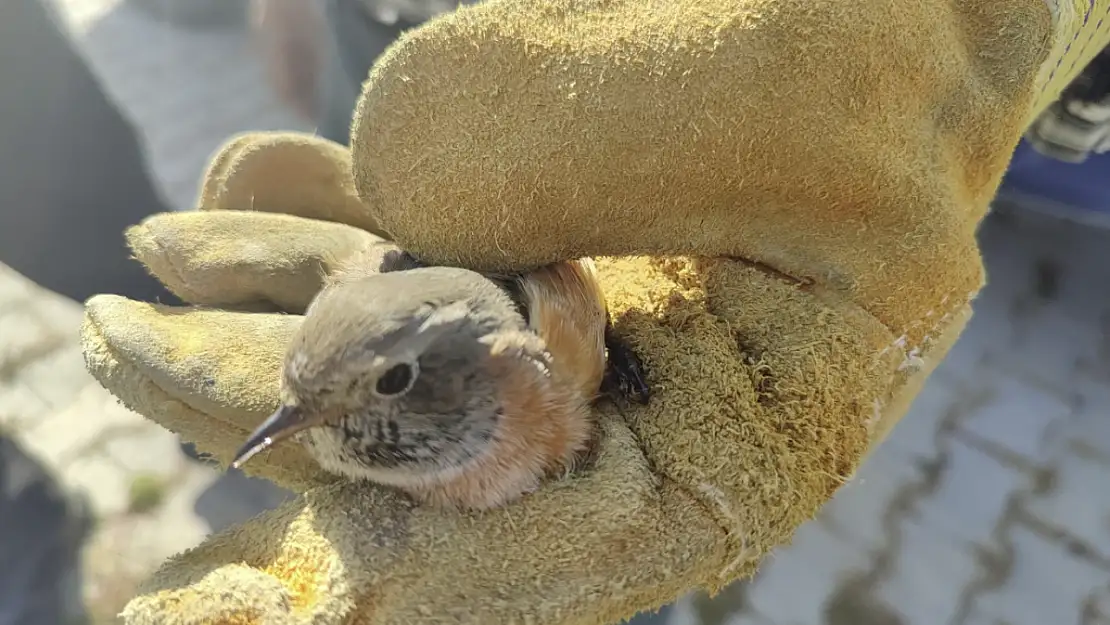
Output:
(1, 1), (1108, 623)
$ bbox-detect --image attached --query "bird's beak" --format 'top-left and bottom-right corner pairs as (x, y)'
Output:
(230, 404), (321, 470)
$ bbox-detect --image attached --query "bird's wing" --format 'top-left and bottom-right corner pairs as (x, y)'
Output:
(517, 259), (609, 401)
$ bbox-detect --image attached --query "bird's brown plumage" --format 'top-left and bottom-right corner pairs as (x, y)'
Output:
(231, 238), (621, 510)
(384, 258), (612, 510)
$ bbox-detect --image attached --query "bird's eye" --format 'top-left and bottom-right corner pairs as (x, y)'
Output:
(375, 363), (417, 397)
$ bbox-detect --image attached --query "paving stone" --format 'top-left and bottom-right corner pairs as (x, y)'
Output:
(0, 269), (85, 340)
(661, 591), (774, 625)
(104, 424), (190, 477)
(658, 595), (701, 625)
(15, 344), (97, 412)
(991, 207), (1110, 331)
(877, 375), (959, 463)
(1023, 447), (1110, 562)
(996, 303), (1103, 402)
(1086, 586), (1110, 625)
(56, 0), (115, 28)
(872, 516), (982, 625)
(1073, 325), (1110, 383)
(960, 608), (1014, 625)
(0, 265), (37, 313)
(18, 383), (145, 468)
(916, 437), (1033, 549)
(928, 218), (1029, 388)
(81, 505), (212, 624)
(656, 594), (695, 625)
(0, 380), (52, 431)
(718, 612), (773, 625)
(66, 407), (220, 622)
(815, 442), (926, 553)
(931, 302), (1014, 388)
(955, 371), (1072, 464)
(722, 615), (773, 625)
(742, 521), (874, 625)
(57, 452), (133, 518)
(972, 523), (1110, 625)
(25, 285), (84, 332)
(0, 306), (65, 372)
(822, 578), (905, 625)
(1068, 383), (1110, 462)
(88, 466), (217, 574)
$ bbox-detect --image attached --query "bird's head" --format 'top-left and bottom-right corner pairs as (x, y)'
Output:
(230, 268), (534, 478)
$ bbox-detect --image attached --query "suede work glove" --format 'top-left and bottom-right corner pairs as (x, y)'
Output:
(80, 1), (1110, 624)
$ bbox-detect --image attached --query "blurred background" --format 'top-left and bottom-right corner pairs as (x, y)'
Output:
(1, 0), (1108, 624)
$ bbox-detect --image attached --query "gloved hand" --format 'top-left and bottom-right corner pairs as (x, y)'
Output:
(80, 1), (1110, 623)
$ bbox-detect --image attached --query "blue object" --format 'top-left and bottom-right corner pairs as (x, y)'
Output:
(996, 139), (1110, 228)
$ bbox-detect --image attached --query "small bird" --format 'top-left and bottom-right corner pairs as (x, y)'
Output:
(230, 239), (649, 510)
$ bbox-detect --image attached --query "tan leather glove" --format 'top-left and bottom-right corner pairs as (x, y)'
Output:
(80, 1), (1110, 623)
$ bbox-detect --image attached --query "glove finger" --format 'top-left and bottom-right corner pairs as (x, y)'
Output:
(81, 294), (333, 493)
(197, 131), (387, 238)
(125, 210), (389, 313)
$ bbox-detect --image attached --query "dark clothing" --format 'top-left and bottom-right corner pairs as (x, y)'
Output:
(0, 434), (92, 625)
(316, 0), (418, 145)
(0, 0), (178, 305)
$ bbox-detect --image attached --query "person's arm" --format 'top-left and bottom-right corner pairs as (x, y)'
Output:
(0, 434), (93, 625)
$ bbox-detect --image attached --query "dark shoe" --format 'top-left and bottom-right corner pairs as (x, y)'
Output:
(0, 434), (93, 625)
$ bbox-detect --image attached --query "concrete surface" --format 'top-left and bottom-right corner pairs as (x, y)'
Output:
(1, 0), (1107, 623)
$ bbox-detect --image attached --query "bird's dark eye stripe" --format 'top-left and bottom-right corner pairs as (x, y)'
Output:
(375, 363), (415, 396)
